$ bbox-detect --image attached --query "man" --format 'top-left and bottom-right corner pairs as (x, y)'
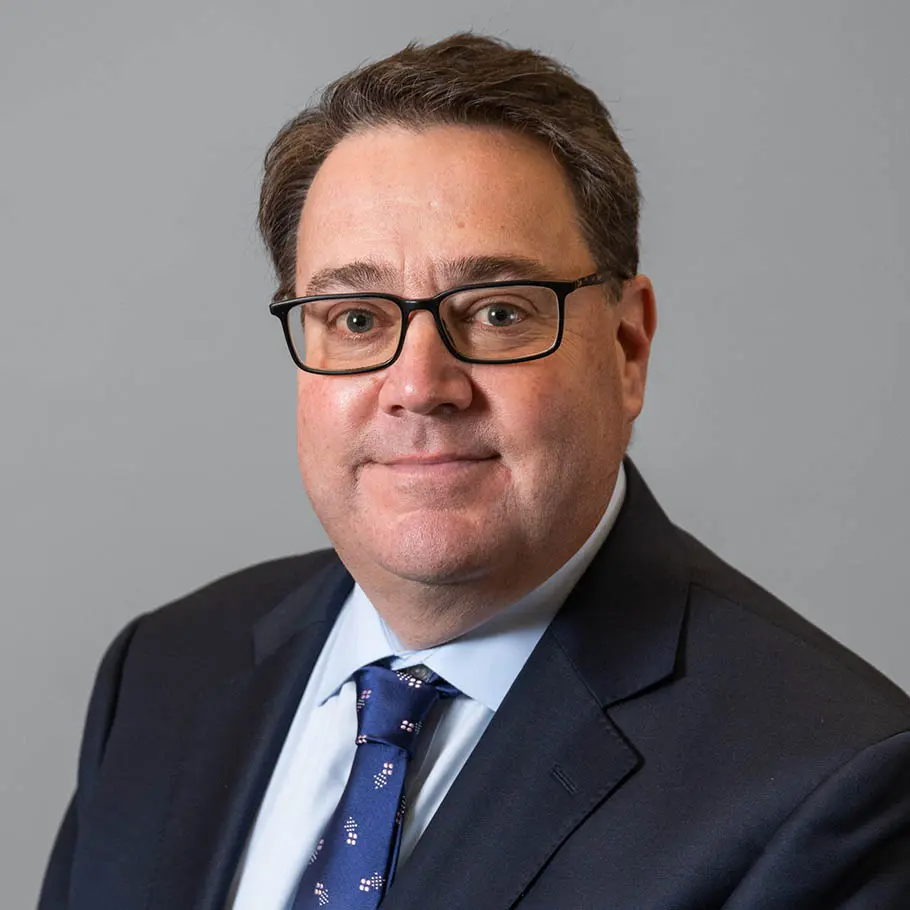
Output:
(40, 33), (910, 910)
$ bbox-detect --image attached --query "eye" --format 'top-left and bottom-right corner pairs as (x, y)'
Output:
(339, 309), (375, 334)
(477, 303), (522, 327)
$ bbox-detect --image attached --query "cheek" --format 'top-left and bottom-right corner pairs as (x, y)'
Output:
(295, 375), (374, 477)
(493, 349), (622, 473)
(298, 372), (377, 423)
(487, 371), (582, 472)
(295, 375), (324, 457)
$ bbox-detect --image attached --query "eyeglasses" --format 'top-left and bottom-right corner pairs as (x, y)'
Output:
(270, 273), (605, 374)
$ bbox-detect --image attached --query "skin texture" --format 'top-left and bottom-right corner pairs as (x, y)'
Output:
(294, 124), (656, 648)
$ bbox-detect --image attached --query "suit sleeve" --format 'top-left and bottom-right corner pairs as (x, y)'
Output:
(722, 729), (910, 909)
(37, 617), (144, 910)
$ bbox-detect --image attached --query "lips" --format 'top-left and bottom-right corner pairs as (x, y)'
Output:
(377, 452), (497, 467)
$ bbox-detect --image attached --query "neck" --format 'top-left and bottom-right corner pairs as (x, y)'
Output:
(338, 508), (608, 650)
(356, 574), (533, 651)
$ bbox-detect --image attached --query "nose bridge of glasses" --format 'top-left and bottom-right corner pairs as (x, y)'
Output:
(399, 296), (456, 350)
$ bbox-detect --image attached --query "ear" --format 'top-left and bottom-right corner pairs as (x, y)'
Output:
(614, 274), (657, 422)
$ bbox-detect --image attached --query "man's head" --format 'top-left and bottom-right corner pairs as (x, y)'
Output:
(259, 34), (656, 644)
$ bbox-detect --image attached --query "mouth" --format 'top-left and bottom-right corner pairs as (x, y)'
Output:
(379, 453), (498, 466)
(370, 452), (500, 477)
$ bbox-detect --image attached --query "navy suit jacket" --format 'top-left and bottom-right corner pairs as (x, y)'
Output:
(39, 461), (910, 908)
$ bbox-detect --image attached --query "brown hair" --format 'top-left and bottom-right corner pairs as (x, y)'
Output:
(258, 33), (640, 303)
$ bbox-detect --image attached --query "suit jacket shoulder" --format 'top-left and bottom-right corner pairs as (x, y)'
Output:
(38, 549), (350, 910)
(677, 525), (910, 720)
(117, 550), (339, 696)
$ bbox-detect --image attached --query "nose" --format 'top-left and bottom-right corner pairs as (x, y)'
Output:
(377, 311), (474, 415)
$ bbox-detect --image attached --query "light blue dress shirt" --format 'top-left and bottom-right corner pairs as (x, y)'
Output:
(229, 464), (626, 910)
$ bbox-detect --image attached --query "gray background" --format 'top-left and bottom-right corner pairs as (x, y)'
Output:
(3, 0), (908, 904)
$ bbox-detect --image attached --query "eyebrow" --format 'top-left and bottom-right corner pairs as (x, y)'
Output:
(303, 254), (558, 297)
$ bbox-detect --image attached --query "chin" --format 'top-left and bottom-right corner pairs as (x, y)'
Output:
(370, 513), (504, 586)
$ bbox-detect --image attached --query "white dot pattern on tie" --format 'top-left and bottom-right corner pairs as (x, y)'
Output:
(289, 663), (460, 908)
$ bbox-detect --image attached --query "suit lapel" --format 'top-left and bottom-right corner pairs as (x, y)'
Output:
(385, 460), (689, 909)
(149, 560), (354, 910)
(383, 632), (640, 910)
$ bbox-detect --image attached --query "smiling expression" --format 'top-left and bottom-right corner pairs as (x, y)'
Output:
(293, 123), (652, 614)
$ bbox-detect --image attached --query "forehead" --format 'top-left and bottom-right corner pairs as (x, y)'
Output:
(295, 124), (594, 294)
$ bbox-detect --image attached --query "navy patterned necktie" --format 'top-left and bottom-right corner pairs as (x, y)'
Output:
(291, 663), (459, 908)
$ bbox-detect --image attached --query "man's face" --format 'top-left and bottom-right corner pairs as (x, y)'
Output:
(294, 124), (653, 611)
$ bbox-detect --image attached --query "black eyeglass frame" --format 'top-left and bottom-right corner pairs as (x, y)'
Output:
(269, 272), (606, 375)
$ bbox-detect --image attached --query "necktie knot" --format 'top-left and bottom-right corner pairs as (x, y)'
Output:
(354, 664), (457, 754)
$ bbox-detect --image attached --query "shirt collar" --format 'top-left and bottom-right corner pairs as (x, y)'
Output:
(316, 463), (627, 712)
